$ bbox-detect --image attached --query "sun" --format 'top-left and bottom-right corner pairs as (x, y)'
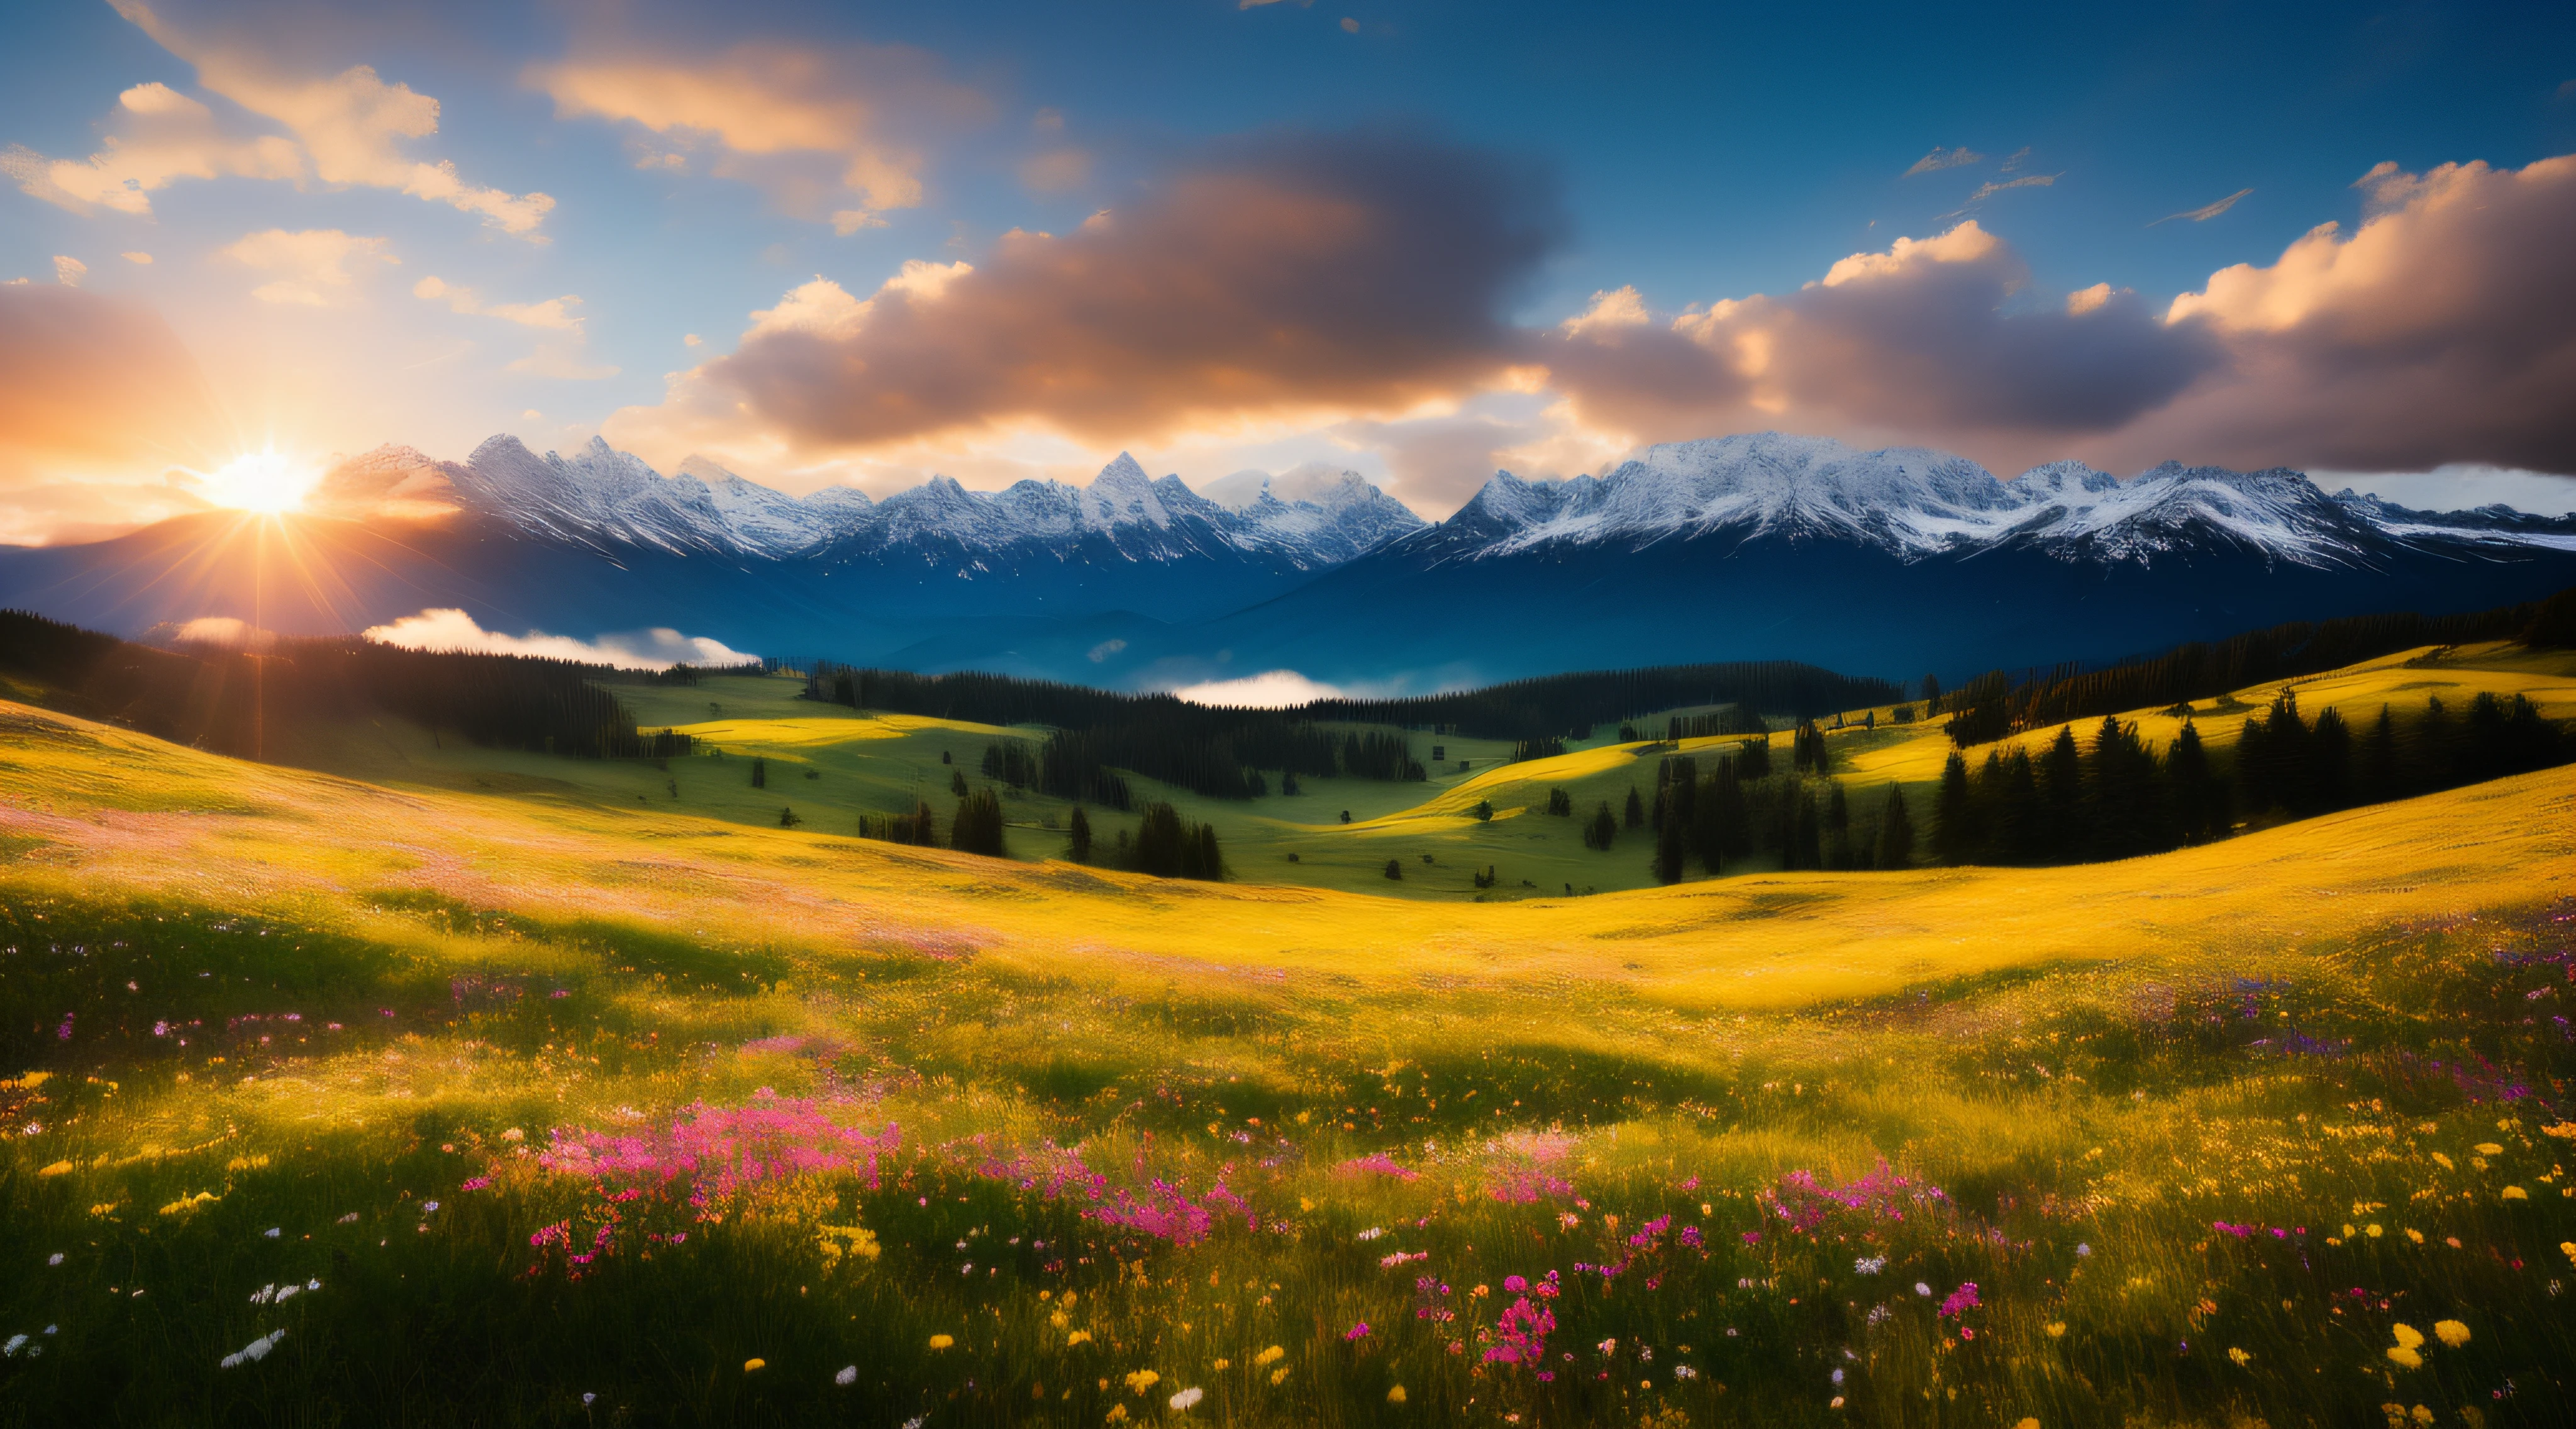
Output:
(197, 448), (323, 514)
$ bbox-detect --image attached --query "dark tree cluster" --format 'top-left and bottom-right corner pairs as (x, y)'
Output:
(1929, 686), (2568, 867)
(1509, 737), (1567, 764)
(980, 740), (1041, 790)
(1640, 741), (1911, 882)
(1931, 716), (2225, 866)
(1056, 800), (1223, 880)
(1933, 588), (2565, 749)
(0, 611), (694, 762)
(801, 659), (1414, 801)
(950, 787), (1009, 857)
(1663, 706), (1768, 740)
(856, 800), (940, 846)
(1790, 719), (1831, 775)
(1302, 660), (1899, 743)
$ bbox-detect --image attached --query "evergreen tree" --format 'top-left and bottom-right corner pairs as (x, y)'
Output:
(778, 806), (802, 828)
(1471, 799), (1494, 821)
(1735, 737), (1772, 781)
(2039, 726), (2082, 854)
(2307, 706), (2352, 813)
(1128, 803), (1223, 880)
(1823, 782), (1852, 869)
(1653, 806), (1688, 884)
(1384, 857), (1404, 881)
(1583, 801), (1618, 851)
(2165, 720), (2224, 842)
(952, 787), (1009, 857)
(1933, 752), (1973, 864)
(1546, 787), (1573, 816)
(751, 756), (767, 789)
(2360, 704), (2398, 803)
(1068, 806), (1094, 863)
(951, 766), (970, 798)
(1874, 782), (1915, 868)
(1623, 784), (1645, 830)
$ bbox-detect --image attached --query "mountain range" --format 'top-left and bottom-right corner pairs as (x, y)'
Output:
(3, 431), (2571, 692)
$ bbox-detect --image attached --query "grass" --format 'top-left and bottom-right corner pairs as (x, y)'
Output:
(0, 648), (2571, 1426)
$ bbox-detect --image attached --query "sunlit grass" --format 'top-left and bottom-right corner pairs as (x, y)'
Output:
(1, 670), (2572, 1425)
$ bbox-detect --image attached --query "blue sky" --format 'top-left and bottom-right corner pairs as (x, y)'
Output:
(4, 0), (2574, 541)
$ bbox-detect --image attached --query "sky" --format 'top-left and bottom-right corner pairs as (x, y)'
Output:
(3, 0), (2574, 545)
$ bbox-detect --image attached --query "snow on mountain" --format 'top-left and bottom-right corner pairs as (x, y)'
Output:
(1433, 432), (2557, 570)
(438, 437), (1426, 569)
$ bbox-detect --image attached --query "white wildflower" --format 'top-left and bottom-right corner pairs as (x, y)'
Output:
(835, 1365), (858, 1386)
(218, 1329), (286, 1369)
(1356, 1226), (1385, 1241)
(1170, 1387), (1205, 1411)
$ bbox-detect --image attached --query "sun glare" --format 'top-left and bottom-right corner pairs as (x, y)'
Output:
(199, 448), (322, 514)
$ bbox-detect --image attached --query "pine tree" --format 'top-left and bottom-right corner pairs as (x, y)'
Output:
(1546, 787), (1572, 816)
(1068, 806), (1094, 863)
(1933, 751), (1972, 864)
(1874, 782), (1914, 868)
(1823, 782), (1852, 869)
(1653, 805), (1688, 884)
(751, 756), (767, 789)
(951, 767), (970, 798)
(1623, 784), (1645, 830)
(1471, 799), (1494, 821)
(1384, 857), (1404, 881)
(1583, 801), (1618, 851)
(952, 787), (1008, 857)
(778, 806), (802, 828)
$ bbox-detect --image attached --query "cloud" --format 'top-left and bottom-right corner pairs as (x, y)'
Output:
(1019, 147), (1092, 194)
(608, 127), (1562, 462)
(412, 275), (584, 330)
(122, 252), (153, 264)
(2124, 154), (2576, 474)
(360, 608), (755, 669)
(0, 284), (226, 543)
(528, 39), (986, 230)
(1903, 146), (1983, 177)
(1943, 172), (2058, 215)
(505, 345), (621, 381)
(90, 1), (552, 235)
(219, 228), (396, 306)
(2151, 187), (2253, 225)
(1, 81), (302, 216)
(1542, 219), (2221, 460)
(1541, 151), (2576, 480)
(53, 257), (87, 287)
(1169, 669), (1346, 708)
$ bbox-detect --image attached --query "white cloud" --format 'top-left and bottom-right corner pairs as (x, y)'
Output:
(1943, 172), (2058, 215)
(361, 608), (755, 669)
(0, 82), (301, 216)
(53, 256), (87, 287)
(1169, 669), (1346, 708)
(101, 1), (553, 236)
(2153, 187), (2253, 226)
(2309, 464), (2576, 516)
(413, 275), (585, 330)
(1902, 146), (1984, 177)
(122, 251), (153, 264)
(219, 228), (395, 306)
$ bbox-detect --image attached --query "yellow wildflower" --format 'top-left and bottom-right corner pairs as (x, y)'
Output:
(158, 1191), (216, 1216)
(743, 1359), (765, 1372)
(2043, 1323), (2067, 1338)
(2410, 1408), (2433, 1427)
(2367, 1223), (2384, 1238)
(1387, 1386), (1408, 1404)
(2502, 1186), (2528, 1201)
(2228, 1348), (2252, 1365)
(1213, 1359), (1230, 1371)
(2473, 1142), (2503, 1156)
(1124, 1370), (1160, 1395)
(2014, 1420), (2041, 1429)
(2392, 1325), (2424, 1349)
(2540, 1122), (2574, 1139)
(1067, 1331), (1092, 1347)
(2431, 1152), (2455, 1170)
(1253, 1345), (1285, 1367)
(2387, 1347), (2423, 1369)
(1270, 1368), (1290, 1386)
(37, 1160), (74, 1177)
(2405, 1228), (2424, 1244)
(929, 1334), (955, 1351)
(1105, 1406), (1129, 1423)
(2433, 1320), (2469, 1348)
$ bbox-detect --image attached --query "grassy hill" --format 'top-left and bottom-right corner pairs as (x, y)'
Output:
(213, 637), (2576, 903)
(1, 647), (2570, 1426)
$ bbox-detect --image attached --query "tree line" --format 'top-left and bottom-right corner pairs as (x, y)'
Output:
(853, 791), (1224, 881)
(1300, 660), (1901, 743)
(1932, 689), (2568, 866)
(802, 660), (1417, 801)
(0, 611), (693, 762)
(1933, 587), (2570, 749)
(1631, 735), (1919, 882)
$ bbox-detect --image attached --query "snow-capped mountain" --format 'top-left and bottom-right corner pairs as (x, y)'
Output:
(1413, 432), (2548, 571)
(416, 438), (1425, 570)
